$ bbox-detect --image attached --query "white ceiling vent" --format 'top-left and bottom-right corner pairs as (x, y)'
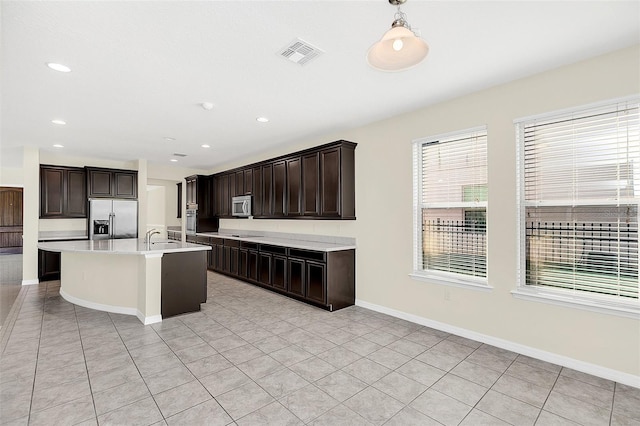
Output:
(173, 153), (187, 157)
(279, 38), (323, 66)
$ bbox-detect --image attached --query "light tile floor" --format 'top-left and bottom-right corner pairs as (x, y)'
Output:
(0, 272), (638, 425)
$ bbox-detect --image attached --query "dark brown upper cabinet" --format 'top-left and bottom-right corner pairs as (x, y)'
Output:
(185, 175), (214, 219)
(252, 166), (262, 216)
(272, 161), (286, 217)
(215, 173), (230, 218)
(261, 164), (273, 217)
(40, 165), (87, 218)
(302, 152), (320, 216)
(176, 182), (182, 218)
(86, 167), (137, 199)
(211, 140), (356, 220)
(286, 157), (302, 216)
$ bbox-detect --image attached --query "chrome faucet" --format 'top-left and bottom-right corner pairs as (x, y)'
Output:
(145, 229), (161, 245)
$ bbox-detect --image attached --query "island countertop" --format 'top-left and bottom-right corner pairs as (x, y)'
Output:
(38, 238), (210, 255)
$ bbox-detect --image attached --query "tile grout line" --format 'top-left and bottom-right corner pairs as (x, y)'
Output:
(74, 302), (100, 425)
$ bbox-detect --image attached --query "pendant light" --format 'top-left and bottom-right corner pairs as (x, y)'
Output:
(367, 0), (429, 72)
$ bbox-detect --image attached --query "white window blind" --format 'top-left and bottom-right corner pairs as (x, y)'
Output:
(518, 99), (639, 301)
(413, 127), (488, 282)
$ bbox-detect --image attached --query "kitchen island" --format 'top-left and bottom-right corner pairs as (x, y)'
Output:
(37, 239), (210, 324)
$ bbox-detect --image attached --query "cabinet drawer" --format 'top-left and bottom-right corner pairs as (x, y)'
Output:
(224, 239), (240, 248)
(196, 236), (210, 245)
(260, 244), (287, 255)
(289, 248), (325, 262)
(241, 241), (258, 250)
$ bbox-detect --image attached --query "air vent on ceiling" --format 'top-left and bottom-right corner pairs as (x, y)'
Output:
(173, 153), (187, 157)
(279, 38), (324, 66)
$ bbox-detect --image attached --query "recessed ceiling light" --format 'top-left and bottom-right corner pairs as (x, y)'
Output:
(51, 119), (66, 125)
(46, 62), (71, 73)
(164, 137), (176, 142)
(170, 159), (178, 162)
(201, 144), (210, 148)
(256, 117), (269, 123)
(53, 144), (64, 148)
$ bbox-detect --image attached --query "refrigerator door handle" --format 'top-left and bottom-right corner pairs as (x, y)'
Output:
(110, 212), (115, 238)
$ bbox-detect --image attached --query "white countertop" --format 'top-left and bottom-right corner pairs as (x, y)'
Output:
(195, 232), (356, 252)
(38, 238), (210, 255)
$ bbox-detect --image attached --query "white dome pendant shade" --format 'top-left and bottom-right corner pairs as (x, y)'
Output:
(367, 0), (429, 72)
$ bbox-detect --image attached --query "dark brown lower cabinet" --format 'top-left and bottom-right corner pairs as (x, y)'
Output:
(287, 258), (305, 297)
(248, 249), (259, 281)
(193, 235), (355, 311)
(238, 248), (248, 278)
(38, 249), (61, 281)
(258, 253), (272, 286)
(161, 251), (207, 318)
(272, 255), (287, 291)
(305, 261), (326, 305)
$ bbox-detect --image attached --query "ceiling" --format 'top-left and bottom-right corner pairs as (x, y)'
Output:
(2, 1), (639, 171)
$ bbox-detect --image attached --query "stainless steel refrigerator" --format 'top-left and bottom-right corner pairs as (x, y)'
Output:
(89, 199), (138, 240)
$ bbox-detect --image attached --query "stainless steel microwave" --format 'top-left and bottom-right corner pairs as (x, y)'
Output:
(231, 195), (252, 217)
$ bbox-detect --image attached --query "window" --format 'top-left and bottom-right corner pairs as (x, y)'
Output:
(516, 98), (639, 315)
(412, 126), (489, 288)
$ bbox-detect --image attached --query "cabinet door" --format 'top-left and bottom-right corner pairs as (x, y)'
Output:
(302, 153), (320, 216)
(261, 164), (273, 216)
(272, 255), (287, 290)
(216, 243), (224, 271)
(196, 176), (213, 218)
(305, 261), (326, 305)
(258, 252), (272, 286)
(220, 174), (230, 217)
(286, 157), (302, 216)
(320, 148), (341, 217)
(38, 249), (61, 281)
(229, 173), (237, 199)
(40, 167), (64, 216)
(273, 161), (286, 217)
(235, 171), (244, 196)
(66, 169), (87, 217)
(223, 245), (231, 273)
(230, 247), (239, 276)
(114, 172), (137, 198)
(238, 248), (248, 278)
(287, 258), (305, 297)
(176, 183), (182, 218)
(88, 169), (113, 197)
(244, 169), (253, 195)
(248, 250), (259, 281)
(252, 167), (262, 216)
(207, 245), (215, 270)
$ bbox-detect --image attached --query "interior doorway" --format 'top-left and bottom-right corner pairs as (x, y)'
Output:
(0, 187), (23, 254)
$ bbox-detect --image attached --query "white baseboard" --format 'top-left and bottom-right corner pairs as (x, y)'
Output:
(59, 289), (162, 325)
(138, 312), (162, 325)
(355, 299), (640, 389)
(21, 279), (39, 286)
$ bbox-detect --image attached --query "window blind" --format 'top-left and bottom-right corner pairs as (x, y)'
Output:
(415, 127), (488, 280)
(519, 99), (639, 299)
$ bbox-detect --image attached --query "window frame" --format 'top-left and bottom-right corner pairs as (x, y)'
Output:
(513, 96), (640, 319)
(411, 125), (491, 291)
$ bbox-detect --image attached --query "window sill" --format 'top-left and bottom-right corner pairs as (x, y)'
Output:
(511, 287), (639, 319)
(410, 271), (492, 292)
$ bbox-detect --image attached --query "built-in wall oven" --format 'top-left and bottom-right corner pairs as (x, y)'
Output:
(185, 209), (197, 235)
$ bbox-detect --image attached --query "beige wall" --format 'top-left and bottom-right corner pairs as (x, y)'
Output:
(218, 45), (640, 381)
